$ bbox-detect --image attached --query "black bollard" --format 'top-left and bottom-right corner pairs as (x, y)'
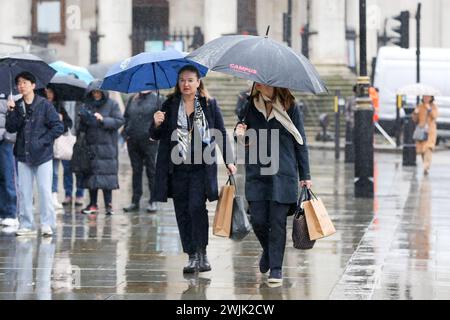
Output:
(334, 90), (341, 160)
(345, 122), (355, 163)
(402, 106), (417, 166)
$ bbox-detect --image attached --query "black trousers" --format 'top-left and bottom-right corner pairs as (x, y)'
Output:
(171, 165), (208, 255)
(89, 189), (112, 207)
(127, 138), (158, 204)
(248, 201), (290, 270)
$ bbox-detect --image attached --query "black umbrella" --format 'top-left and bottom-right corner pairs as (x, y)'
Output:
(0, 53), (57, 95)
(187, 33), (327, 94)
(47, 75), (87, 101)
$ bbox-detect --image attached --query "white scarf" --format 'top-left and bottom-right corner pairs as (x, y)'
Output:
(253, 93), (304, 145)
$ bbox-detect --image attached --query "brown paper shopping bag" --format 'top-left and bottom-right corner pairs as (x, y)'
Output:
(303, 189), (336, 240)
(213, 179), (235, 237)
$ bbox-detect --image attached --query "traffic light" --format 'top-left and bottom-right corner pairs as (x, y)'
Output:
(391, 11), (409, 48)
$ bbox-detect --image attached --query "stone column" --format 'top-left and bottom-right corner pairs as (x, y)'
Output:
(309, 0), (347, 68)
(98, 0), (132, 63)
(169, 0), (204, 34)
(0, 0), (31, 47)
(204, 0), (237, 42)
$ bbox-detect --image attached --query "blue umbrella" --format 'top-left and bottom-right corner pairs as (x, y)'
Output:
(50, 60), (95, 84)
(100, 49), (208, 93)
(0, 53), (57, 95)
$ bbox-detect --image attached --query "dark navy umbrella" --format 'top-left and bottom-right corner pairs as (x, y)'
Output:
(0, 53), (57, 95)
(101, 49), (208, 93)
(187, 34), (327, 94)
(47, 75), (87, 101)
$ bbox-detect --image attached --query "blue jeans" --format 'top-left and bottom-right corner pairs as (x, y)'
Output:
(0, 141), (17, 219)
(52, 159), (59, 193)
(17, 160), (55, 230)
(62, 160), (84, 198)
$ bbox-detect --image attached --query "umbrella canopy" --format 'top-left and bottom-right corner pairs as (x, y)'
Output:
(187, 35), (327, 94)
(0, 53), (57, 95)
(397, 83), (440, 96)
(47, 75), (87, 101)
(87, 63), (114, 80)
(101, 49), (208, 93)
(50, 60), (95, 85)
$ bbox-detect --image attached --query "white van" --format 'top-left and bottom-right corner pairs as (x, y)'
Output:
(373, 46), (450, 140)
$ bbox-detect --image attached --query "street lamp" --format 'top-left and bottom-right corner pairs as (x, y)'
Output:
(354, 0), (374, 198)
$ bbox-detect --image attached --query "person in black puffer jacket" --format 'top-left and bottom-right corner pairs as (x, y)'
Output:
(79, 80), (124, 216)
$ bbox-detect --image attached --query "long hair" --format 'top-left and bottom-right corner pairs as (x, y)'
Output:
(421, 96), (435, 104)
(252, 85), (296, 110)
(168, 65), (211, 100)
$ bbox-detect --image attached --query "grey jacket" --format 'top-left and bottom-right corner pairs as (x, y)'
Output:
(0, 99), (16, 143)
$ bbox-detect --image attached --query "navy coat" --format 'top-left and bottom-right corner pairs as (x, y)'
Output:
(6, 95), (63, 166)
(242, 100), (311, 204)
(149, 94), (233, 202)
(79, 81), (124, 190)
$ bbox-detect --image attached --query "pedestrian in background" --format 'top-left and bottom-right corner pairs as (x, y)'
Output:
(6, 71), (64, 237)
(0, 96), (18, 228)
(150, 65), (236, 274)
(79, 80), (124, 215)
(61, 100), (85, 207)
(412, 95), (439, 175)
(123, 90), (161, 213)
(235, 83), (312, 283)
(44, 86), (73, 210)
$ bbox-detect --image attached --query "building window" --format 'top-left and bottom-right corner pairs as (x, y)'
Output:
(238, 0), (257, 35)
(32, 0), (66, 44)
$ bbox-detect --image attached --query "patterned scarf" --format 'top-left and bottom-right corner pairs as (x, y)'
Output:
(177, 92), (211, 160)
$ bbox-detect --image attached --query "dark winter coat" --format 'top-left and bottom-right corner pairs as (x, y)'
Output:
(79, 80), (124, 190)
(6, 95), (64, 166)
(0, 99), (16, 143)
(149, 94), (233, 202)
(241, 100), (311, 204)
(123, 92), (162, 141)
(52, 101), (73, 133)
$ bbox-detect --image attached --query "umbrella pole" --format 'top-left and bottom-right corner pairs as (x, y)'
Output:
(151, 63), (161, 109)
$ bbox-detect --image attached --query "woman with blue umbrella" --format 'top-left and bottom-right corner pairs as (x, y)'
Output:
(150, 65), (237, 274)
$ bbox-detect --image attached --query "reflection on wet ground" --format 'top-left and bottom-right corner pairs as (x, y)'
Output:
(1, 148), (449, 300)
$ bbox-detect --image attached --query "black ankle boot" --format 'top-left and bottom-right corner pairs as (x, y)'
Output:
(198, 249), (211, 272)
(183, 253), (199, 274)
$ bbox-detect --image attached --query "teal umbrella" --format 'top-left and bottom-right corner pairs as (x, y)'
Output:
(50, 60), (94, 84)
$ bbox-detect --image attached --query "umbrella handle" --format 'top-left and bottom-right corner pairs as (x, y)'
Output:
(239, 82), (256, 123)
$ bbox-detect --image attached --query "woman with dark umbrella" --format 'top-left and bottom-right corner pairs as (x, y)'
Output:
(150, 65), (236, 274)
(235, 83), (312, 283)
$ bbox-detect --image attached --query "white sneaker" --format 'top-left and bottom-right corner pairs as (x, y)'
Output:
(1, 226), (19, 234)
(53, 193), (63, 210)
(41, 225), (54, 237)
(15, 228), (38, 237)
(1, 218), (19, 227)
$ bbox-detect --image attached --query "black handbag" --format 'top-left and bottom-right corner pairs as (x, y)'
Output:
(71, 132), (94, 175)
(292, 187), (316, 250)
(229, 175), (252, 241)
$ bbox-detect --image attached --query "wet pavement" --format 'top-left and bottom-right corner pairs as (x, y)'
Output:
(0, 145), (449, 300)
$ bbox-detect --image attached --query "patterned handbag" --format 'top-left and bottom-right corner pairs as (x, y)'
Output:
(292, 187), (316, 250)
